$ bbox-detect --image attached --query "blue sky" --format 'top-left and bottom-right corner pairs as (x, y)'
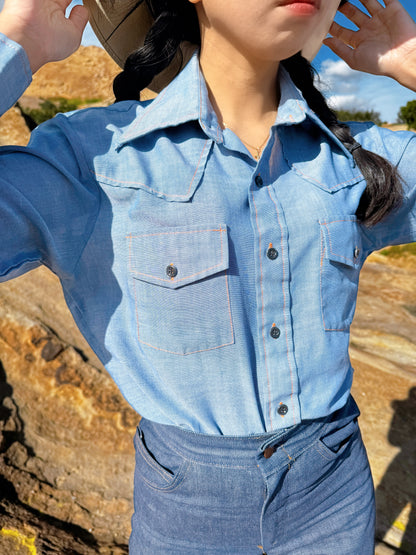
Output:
(1, 0), (416, 122)
(313, 0), (416, 122)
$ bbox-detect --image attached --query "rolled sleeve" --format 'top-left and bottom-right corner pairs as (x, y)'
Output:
(0, 32), (32, 115)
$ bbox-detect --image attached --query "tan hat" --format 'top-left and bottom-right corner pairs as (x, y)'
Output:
(83, 0), (340, 91)
(83, 0), (197, 92)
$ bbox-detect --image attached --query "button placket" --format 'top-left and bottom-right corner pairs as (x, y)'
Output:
(249, 170), (301, 431)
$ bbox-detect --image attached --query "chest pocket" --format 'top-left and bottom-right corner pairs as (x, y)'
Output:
(127, 224), (234, 355)
(319, 216), (363, 331)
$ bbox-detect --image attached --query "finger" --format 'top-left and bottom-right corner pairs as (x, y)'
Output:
(357, 0), (385, 17)
(57, 0), (76, 10)
(323, 37), (357, 68)
(68, 4), (89, 34)
(339, 1), (371, 29)
(328, 21), (359, 48)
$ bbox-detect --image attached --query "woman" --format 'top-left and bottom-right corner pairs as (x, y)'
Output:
(0, 0), (415, 552)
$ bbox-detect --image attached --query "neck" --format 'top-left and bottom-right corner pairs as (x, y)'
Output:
(198, 32), (280, 151)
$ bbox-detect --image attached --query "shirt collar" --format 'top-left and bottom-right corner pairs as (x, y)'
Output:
(117, 50), (223, 148)
(117, 50), (354, 162)
(275, 66), (354, 161)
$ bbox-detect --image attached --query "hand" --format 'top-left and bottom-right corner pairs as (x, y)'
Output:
(323, 0), (416, 89)
(0, 0), (89, 73)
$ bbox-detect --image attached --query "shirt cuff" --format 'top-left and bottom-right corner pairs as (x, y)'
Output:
(0, 32), (32, 116)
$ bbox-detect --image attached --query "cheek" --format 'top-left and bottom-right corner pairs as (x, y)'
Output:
(302, 0), (340, 60)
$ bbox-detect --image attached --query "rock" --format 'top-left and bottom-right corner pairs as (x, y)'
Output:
(0, 267), (140, 554)
(0, 107), (31, 146)
(350, 251), (416, 553)
(26, 46), (120, 103)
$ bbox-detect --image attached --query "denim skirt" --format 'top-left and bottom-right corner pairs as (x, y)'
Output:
(129, 396), (375, 554)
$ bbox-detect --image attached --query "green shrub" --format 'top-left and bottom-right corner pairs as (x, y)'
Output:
(335, 109), (382, 126)
(398, 100), (416, 130)
(22, 97), (103, 126)
(379, 243), (416, 258)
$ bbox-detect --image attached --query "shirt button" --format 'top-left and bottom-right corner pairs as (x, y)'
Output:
(270, 325), (280, 339)
(277, 404), (289, 416)
(353, 247), (360, 260)
(267, 247), (278, 260)
(166, 265), (178, 278)
(255, 175), (264, 188)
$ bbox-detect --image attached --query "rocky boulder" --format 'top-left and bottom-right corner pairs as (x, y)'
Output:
(0, 268), (140, 554)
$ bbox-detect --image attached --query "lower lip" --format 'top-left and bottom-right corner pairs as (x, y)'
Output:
(283, 2), (318, 15)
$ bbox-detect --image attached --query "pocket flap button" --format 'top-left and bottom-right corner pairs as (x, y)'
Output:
(166, 265), (178, 278)
(353, 247), (360, 260)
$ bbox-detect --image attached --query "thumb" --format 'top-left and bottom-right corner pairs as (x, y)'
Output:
(68, 4), (89, 35)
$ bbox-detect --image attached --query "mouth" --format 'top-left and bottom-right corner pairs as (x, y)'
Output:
(279, 0), (320, 14)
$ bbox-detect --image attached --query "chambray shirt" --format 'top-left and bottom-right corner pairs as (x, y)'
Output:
(1, 34), (415, 435)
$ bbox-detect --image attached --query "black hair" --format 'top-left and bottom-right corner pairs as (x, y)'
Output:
(113, 0), (199, 101)
(113, 0), (403, 227)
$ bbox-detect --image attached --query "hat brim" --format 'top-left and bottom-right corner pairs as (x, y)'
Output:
(84, 0), (197, 92)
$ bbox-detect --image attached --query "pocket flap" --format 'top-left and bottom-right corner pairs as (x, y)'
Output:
(320, 216), (362, 267)
(94, 135), (212, 202)
(128, 224), (229, 289)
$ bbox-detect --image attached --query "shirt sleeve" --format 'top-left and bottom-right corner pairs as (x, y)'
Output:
(358, 129), (416, 254)
(0, 114), (101, 282)
(0, 33), (100, 282)
(0, 33), (32, 115)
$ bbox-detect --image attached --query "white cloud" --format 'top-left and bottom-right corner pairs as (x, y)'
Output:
(315, 58), (416, 122)
(327, 94), (367, 112)
(316, 59), (363, 96)
(320, 59), (362, 81)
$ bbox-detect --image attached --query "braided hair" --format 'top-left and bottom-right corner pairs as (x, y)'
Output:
(113, 0), (403, 227)
(113, 0), (199, 100)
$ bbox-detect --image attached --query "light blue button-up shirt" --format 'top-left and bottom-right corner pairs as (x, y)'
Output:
(1, 34), (415, 435)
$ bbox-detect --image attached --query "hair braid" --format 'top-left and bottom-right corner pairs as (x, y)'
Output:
(282, 53), (403, 226)
(113, 0), (199, 102)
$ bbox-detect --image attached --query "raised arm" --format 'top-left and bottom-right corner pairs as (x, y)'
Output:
(0, 1), (97, 283)
(324, 0), (416, 92)
(0, 0), (88, 73)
